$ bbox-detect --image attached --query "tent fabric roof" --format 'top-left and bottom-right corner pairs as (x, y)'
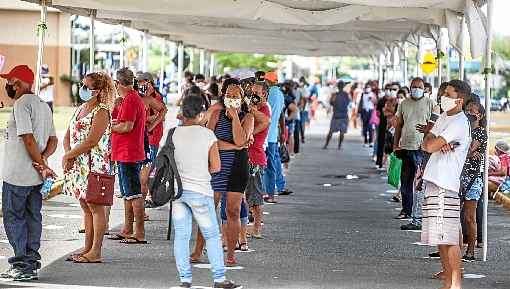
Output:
(24, 0), (487, 57)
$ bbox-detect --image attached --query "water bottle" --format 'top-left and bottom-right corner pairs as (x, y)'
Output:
(40, 177), (54, 199)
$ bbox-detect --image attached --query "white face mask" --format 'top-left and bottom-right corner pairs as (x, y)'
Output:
(364, 87), (372, 93)
(389, 90), (397, 98)
(385, 89), (391, 96)
(440, 95), (458, 112)
(224, 97), (242, 109)
(411, 88), (424, 99)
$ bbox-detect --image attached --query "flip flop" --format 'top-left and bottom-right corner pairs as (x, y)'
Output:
(73, 256), (102, 264)
(120, 238), (148, 244)
(225, 258), (238, 267)
(107, 233), (130, 240)
(65, 253), (82, 262)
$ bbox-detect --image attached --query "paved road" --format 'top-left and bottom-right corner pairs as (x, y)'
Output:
(0, 111), (509, 288)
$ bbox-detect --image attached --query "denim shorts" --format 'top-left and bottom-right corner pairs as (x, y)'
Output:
(220, 194), (248, 225)
(118, 162), (142, 200)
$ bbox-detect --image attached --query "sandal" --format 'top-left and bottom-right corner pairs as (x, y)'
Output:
(225, 258), (238, 267)
(73, 255), (102, 263)
(107, 233), (130, 240)
(237, 242), (249, 251)
(120, 238), (148, 244)
(65, 253), (83, 262)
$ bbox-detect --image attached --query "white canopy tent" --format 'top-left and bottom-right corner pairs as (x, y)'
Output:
(25, 0), (494, 261)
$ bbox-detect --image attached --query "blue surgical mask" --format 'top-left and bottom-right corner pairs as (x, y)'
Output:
(411, 88), (424, 99)
(79, 86), (93, 102)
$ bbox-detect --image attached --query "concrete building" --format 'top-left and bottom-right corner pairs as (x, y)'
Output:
(0, 0), (71, 106)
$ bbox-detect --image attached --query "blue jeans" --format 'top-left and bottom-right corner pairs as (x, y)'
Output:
(2, 182), (43, 272)
(172, 190), (225, 284)
(263, 142), (285, 197)
(399, 150), (423, 216)
(411, 190), (425, 226)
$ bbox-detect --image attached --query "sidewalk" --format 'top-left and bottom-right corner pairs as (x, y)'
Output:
(0, 110), (509, 288)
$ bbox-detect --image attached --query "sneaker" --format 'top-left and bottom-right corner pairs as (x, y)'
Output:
(13, 269), (38, 281)
(462, 255), (476, 262)
(394, 213), (410, 220)
(0, 266), (19, 279)
(144, 199), (156, 209)
(428, 251), (440, 259)
(179, 282), (192, 288)
(214, 280), (243, 288)
(400, 223), (421, 230)
(278, 189), (294, 196)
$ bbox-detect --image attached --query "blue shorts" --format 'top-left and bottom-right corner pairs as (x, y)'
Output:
(286, 120), (296, 134)
(462, 176), (483, 201)
(118, 162), (142, 200)
(149, 145), (159, 162)
(220, 193), (248, 225)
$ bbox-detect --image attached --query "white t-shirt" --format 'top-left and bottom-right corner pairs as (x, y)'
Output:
(173, 125), (217, 197)
(39, 77), (54, 102)
(423, 112), (471, 192)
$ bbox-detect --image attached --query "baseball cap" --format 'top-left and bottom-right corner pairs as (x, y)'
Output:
(136, 72), (154, 83)
(265, 71), (278, 83)
(0, 65), (35, 84)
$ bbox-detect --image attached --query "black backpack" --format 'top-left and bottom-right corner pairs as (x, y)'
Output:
(148, 127), (183, 239)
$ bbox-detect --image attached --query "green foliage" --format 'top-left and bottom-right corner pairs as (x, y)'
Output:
(493, 35), (510, 60)
(215, 53), (281, 74)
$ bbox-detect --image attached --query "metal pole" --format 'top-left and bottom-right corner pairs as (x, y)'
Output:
(459, 17), (466, 80)
(177, 42), (184, 93)
(199, 49), (205, 75)
(416, 36), (422, 78)
(169, 42), (177, 82)
(142, 30), (149, 72)
(437, 32), (443, 87)
(446, 45), (451, 82)
(119, 24), (125, 68)
(159, 39), (165, 92)
(209, 53), (215, 77)
(378, 54), (384, 88)
(89, 10), (96, 74)
(189, 48), (194, 73)
(403, 43), (408, 84)
(483, 0), (494, 263)
(34, 0), (48, 95)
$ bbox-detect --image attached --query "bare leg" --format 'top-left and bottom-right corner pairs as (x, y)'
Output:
(132, 198), (145, 240)
(448, 244), (462, 289)
(225, 192), (242, 260)
(438, 245), (452, 289)
(338, 132), (345, 149)
(464, 200), (477, 257)
(104, 206), (111, 233)
(79, 199), (93, 255)
(83, 203), (106, 261)
(121, 199), (134, 237)
(140, 166), (150, 220)
(323, 131), (333, 149)
(252, 205), (263, 236)
(288, 133), (294, 157)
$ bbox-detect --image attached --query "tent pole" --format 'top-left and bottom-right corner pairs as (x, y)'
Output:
(119, 24), (125, 68)
(159, 39), (165, 92)
(483, 0), (494, 263)
(437, 32), (442, 88)
(142, 30), (149, 72)
(89, 9), (96, 74)
(199, 49), (205, 75)
(34, 0), (48, 95)
(209, 53), (215, 77)
(416, 36), (422, 78)
(177, 42), (184, 94)
(403, 43), (408, 84)
(378, 54), (383, 88)
(459, 17), (466, 80)
(189, 48), (194, 73)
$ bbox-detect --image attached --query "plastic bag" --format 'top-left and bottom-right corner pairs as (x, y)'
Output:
(388, 153), (402, 189)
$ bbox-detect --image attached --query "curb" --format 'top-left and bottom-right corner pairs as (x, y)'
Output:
(493, 191), (510, 210)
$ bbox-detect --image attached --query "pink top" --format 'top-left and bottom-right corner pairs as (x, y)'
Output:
(248, 104), (271, 167)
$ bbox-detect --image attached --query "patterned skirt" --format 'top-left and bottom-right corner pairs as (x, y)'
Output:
(421, 182), (461, 246)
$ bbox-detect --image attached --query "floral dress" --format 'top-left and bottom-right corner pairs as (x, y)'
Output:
(64, 104), (112, 200)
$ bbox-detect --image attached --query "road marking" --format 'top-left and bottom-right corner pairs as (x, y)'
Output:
(407, 230), (422, 233)
(48, 214), (81, 219)
(193, 263), (244, 270)
(68, 203), (80, 207)
(263, 212), (270, 215)
(323, 183), (332, 187)
(412, 242), (429, 246)
(379, 193), (391, 197)
(235, 249), (255, 253)
(43, 225), (64, 230)
(386, 189), (398, 194)
(394, 208), (401, 211)
(346, 175), (359, 180)
(463, 273), (486, 279)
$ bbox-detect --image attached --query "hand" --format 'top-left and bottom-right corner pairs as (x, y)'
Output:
(393, 144), (401, 152)
(62, 157), (74, 173)
(225, 108), (239, 120)
(250, 105), (258, 113)
(247, 134), (254, 147)
(416, 124), (427, 133)
(472, 151), (483, 160)
(440, 142), (455, 154)
(32, 162), (57, 179)
(111, 119), (119, 126)
(279, 133), (286, 144)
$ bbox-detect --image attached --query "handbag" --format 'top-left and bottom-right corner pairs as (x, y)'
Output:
(387, 153), (402, 189)
(85, 152), (115, 206)
(279, 143), (290, 163)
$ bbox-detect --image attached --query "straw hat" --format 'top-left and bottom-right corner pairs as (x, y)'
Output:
(495, 140), (510, 154)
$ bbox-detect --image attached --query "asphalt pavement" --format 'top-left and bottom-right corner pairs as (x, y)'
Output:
(0, 110), (509, 288)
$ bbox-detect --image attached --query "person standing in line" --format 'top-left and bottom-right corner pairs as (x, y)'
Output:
(323, 81), (350, 150)
(0, 65), (58, 281)
(62, 72), (114, 263)
(246, 81), (271, 238)
(393, 77), (434, 220)
(39, 65), (54, 112)
(262, 72), (286, 203)
(297, 77), (309, 143)
(172, 90), (242, 289)
(375, 83), (400, 169)
(358, 83), (375, 147)
(421, 79), (472, 289)
(109, 68), (147, 244)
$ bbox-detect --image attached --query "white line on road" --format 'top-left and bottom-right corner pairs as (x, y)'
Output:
(193, 264), (244, 270)
(48, 214), (81, 219)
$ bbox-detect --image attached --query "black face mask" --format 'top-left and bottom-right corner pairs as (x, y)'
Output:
(5, 84), (16, 99)
(466, 114), (478, 123)
(138, 84), (147, 96)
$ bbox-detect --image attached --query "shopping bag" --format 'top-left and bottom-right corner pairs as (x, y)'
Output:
(388, 153), (402, 189)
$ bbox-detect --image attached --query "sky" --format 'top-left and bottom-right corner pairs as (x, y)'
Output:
(494, 0), (510, 36)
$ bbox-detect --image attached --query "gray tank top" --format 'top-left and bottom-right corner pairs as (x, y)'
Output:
(332, 91), (349, 119)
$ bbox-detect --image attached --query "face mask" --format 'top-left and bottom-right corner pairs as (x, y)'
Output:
(224, 97), (242, 109)
(424, 92), (430, 98)
(441, 96), (458, 112)
(364, 87), (372, 93)
(138, 84), (147, 96)
(411, 88), (424, 99)
(385, 89), (390, 96)
(5, 84), (16, 99)
(390, 90), (397, 98)
(197, 82), (206, 90)
(79, 86), (93, 102)
(466, 114), (478, 123)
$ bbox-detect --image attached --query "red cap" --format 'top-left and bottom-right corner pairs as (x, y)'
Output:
(0, 65), (35, 84)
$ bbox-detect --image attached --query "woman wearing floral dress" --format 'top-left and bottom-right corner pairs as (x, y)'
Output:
(62, 72), (114, 263)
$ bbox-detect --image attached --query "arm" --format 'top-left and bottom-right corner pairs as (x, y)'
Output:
(63, 128), (71, 152)
(421, 132), (448, 154)
(147, 97), (167, 132)
(111, 121), (134, 134)
(21, 134), (47, 169)
(208, 141), (221, 174)
(252, 108), (271, 135)
(41, 136), (58, 161)
(63, 109), (109, 160)
(329, 93), (336, 106)
(393, 114), (404, 150)
(279, 112), (285, 142)
(230, 111), (253, 147)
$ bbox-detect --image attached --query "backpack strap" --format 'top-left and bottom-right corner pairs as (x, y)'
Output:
(166, 127), (183, 200)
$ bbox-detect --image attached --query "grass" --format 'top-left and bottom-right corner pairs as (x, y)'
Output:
(0, 106), (75, 132)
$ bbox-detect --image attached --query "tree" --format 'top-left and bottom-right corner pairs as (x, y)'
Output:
(215, 53), (281, 74)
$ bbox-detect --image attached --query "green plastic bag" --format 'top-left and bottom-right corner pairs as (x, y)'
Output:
(387, 153), (402, 189)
